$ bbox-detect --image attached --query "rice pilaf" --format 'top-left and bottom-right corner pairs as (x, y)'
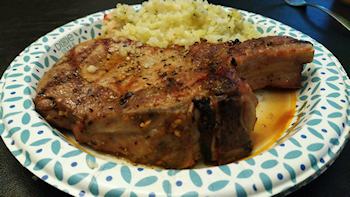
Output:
(102, 0), (260, 48)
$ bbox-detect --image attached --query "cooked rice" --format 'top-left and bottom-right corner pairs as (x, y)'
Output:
(102, 0), (259, 48)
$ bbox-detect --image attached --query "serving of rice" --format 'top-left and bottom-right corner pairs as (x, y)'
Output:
(102, 0), (260, 48)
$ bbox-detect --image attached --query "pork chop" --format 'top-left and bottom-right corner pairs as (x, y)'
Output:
(34, 36), (313, 168)
(232, 36), (314, 89)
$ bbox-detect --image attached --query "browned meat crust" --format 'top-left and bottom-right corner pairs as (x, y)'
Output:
(34, 36), (313, 168)
(35, 37), (258, 168)
(232, 36), (314, 89)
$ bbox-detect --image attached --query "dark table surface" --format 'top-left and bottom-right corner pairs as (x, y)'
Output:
(0, 0), (349, 196)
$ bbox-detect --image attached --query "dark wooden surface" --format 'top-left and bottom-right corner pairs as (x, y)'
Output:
(0, 0), (349, 196)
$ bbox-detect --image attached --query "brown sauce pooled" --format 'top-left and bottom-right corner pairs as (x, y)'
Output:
(61, 89), (297, 168)
(245, 89), (297, 159)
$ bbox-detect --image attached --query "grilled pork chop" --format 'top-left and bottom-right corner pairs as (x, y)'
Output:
(34, 36), (313, 168)
(232, 36), (314, 89)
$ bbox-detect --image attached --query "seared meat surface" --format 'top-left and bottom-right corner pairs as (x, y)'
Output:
(34, 36), (313, 168)
(232, 36), (314, 89)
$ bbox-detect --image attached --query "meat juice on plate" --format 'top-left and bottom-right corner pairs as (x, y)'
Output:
(61, 89), (297, 169)
(248, 89), (297, 158)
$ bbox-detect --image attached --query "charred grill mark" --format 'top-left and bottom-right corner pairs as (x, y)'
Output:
(266, 41), (273, 47)
(76, 99), (82, 105)
(193, 97), (210, 111)
(182, 86), (190, 90)
(191, 78), (202, 87)
(167, 78), (175, 87)
(73, 71), (79, 77)
(172, 70), (178, 76)
(125, 91), (134, 98)
(159, 72), (167, 77)
(45, 70), (81, 89)
(231, 57), (237, 67)
(120, 91), (134, 105)
(192, 97), (215, 163)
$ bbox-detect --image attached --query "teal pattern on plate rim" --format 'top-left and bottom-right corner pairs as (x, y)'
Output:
(1, 5), (349, 197)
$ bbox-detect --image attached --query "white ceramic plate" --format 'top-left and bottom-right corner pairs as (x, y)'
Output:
(1, 5), (349, 197)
